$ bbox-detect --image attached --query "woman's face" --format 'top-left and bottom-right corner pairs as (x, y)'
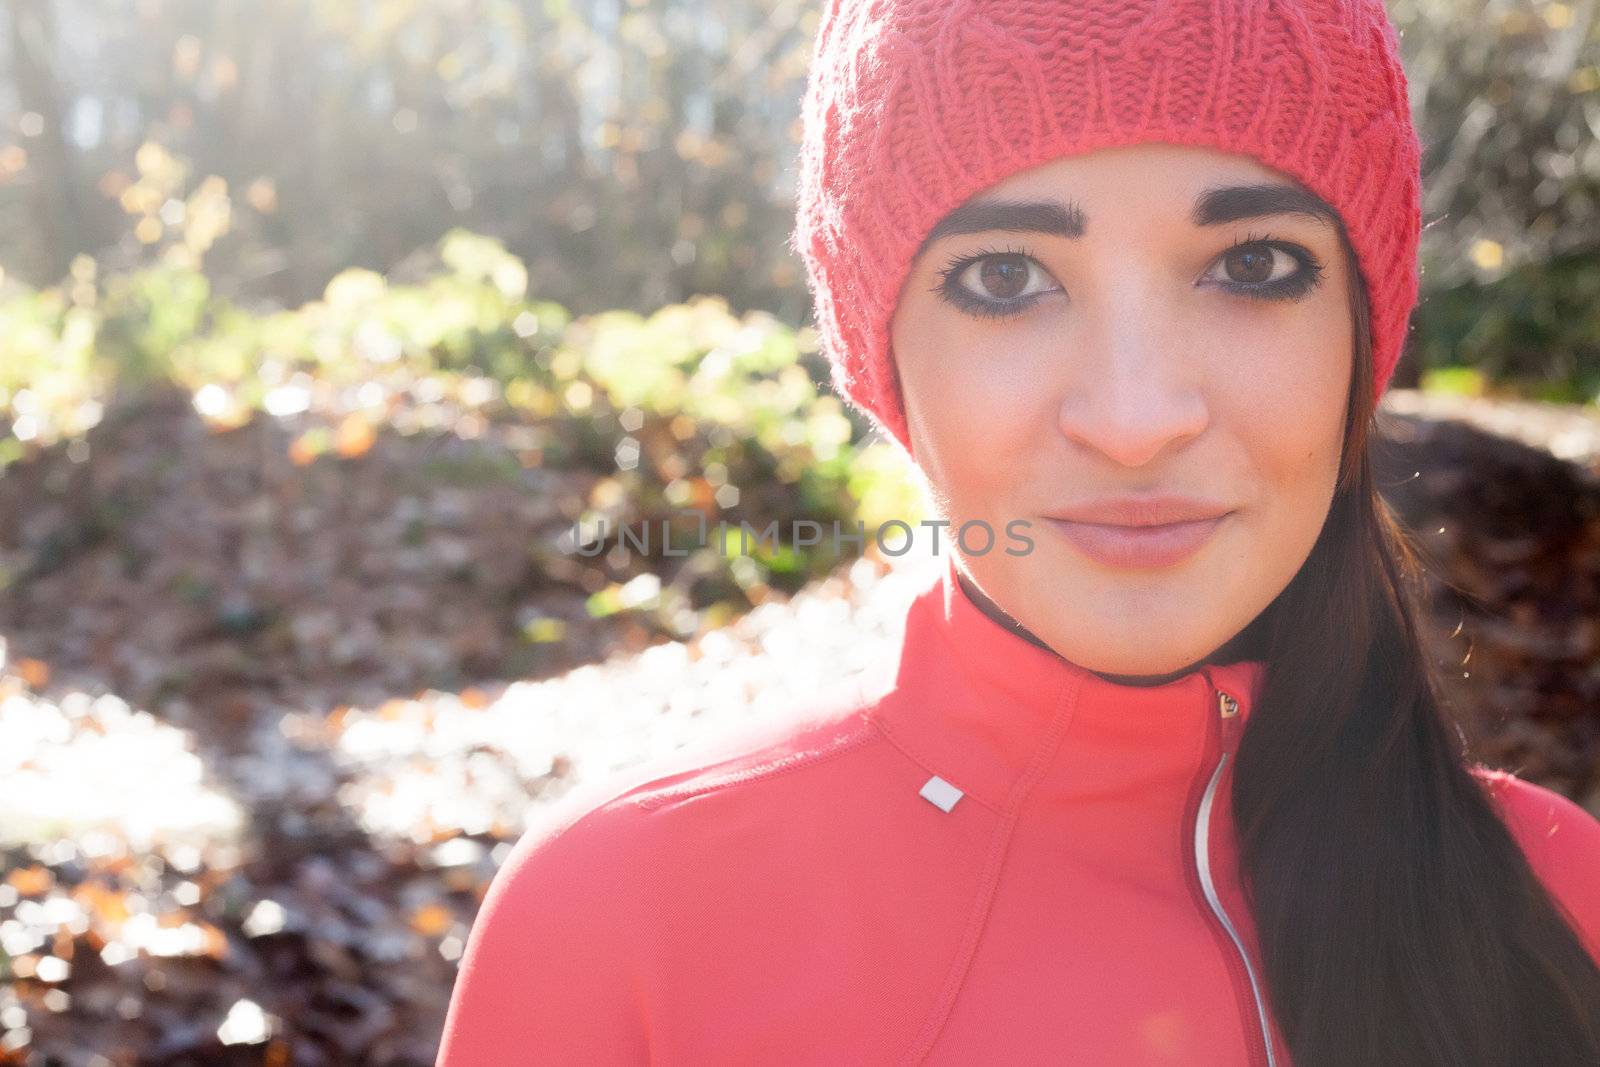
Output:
(889, 142), (1353, 679)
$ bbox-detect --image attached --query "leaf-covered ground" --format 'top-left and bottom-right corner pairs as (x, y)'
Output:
(1, 386), (1597, 1064)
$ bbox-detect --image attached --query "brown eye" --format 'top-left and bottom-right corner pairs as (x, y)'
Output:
(1222, 244), (1284, 285)
(974, 254), (1033, 299)
(1201, 236), (1325, 302)
(933, 246), (1064, 319)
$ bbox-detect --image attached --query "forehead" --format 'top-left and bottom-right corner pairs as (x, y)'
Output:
(916, 142), (1340, 258)
(982, 141), (1290, 200)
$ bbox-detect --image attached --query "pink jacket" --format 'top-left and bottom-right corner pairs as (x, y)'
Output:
(437, 556), (1600, 1065)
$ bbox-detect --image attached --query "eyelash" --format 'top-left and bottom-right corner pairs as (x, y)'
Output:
(930, 231), (1327, 320)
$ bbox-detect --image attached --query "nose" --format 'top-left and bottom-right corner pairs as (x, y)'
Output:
(1054, 284), (1210, 469)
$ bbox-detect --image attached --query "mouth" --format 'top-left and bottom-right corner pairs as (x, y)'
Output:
(1044, 513), (1230, 569)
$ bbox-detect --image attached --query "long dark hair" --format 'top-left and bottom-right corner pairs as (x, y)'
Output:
(1225, 223), (1600, 1064)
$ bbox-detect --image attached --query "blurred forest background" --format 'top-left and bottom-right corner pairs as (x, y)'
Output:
(1, 0), (1599, 1064)
(2, 0), (1600, 405)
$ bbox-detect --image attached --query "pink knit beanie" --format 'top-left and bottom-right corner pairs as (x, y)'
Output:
(791, 0), (1423, 457)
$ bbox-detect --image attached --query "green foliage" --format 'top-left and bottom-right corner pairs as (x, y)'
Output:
(1419, 366), (1489, 397)
(4, 0), (1599, 403)
(96, 266), (213, 387)
(0, 232), (920, 631)
(0, 279), (106, 442)
(1413, 248), (1600, 404)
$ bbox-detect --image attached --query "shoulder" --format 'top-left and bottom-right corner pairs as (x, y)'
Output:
(1472, 765), (1600, 960)
(1473, 765), (1600, 873)
(438, 693), (889, 1061)
(492, 693), (884, 890)
(488, 682), (885, 896)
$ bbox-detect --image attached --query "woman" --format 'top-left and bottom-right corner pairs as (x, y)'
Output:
(438, 1), (1600, 1063)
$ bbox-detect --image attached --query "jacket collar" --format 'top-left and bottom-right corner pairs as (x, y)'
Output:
(869, 553), (1268, 817)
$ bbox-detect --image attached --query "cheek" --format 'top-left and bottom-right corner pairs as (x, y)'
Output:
(1216, 294), (1350, 460)
(1226, 340), (1348, 555)
(1202, 296), (1349, 547)
(1236, 369), (1344, 464)
(896, 321), (1045, 492)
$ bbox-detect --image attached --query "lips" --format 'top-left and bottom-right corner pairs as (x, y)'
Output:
(1044, 510), (1230, 569)
(1044, 494), (1233, 528)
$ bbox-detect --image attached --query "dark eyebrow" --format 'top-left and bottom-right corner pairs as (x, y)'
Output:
(919, 198), (1085, 253)
(916, 182), (1340, 258)
(1192, 182), (1340, 230)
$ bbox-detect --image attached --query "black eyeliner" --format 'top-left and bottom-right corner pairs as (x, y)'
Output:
(931, 235), (1325, 319)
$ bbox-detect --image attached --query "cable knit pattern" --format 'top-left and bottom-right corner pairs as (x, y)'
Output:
(791, 0), (1423, 455)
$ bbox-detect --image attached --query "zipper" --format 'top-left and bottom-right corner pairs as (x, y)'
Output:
(1187, 672), (1277, 1067)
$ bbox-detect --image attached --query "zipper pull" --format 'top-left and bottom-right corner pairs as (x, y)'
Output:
(1197, 666), (1246, 758)
(1217, 688), (1243, 757)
